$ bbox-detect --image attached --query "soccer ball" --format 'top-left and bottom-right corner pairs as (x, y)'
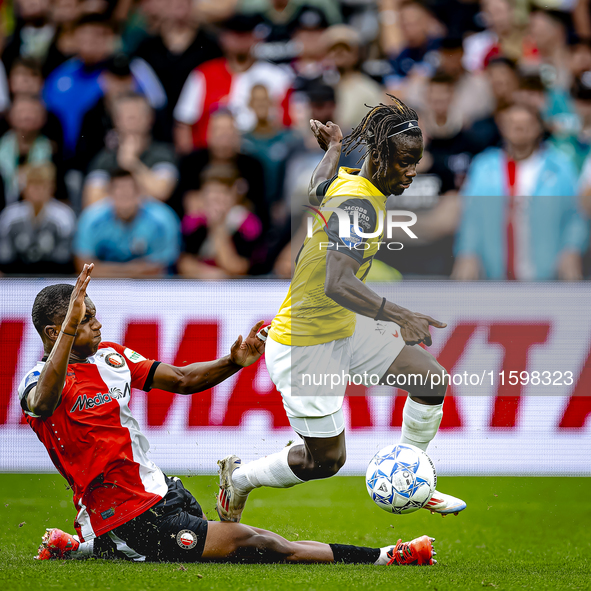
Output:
(366, 444), (437, 514)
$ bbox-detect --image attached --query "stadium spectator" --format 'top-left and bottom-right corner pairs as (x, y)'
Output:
(43, 0), (82, 76)
(1, 0), (55, 75)
(453, 103), (589, 280)
(83, 92), (178, 205)
(242, 84), (302, 220)
(74, 168), (181, 277)
(173, 14), (293, 153)
(253, 3), (330, 65)
(121, 0), (167, 54)
(385, 1), (442, 87)
(133, 0), (222, 133)
(286, 5), (330, 80)
(172, 109), (267, 227)
(462, 0), (527, 72)
(436, 37), (495, 126)
(6, 56), (44, 97)
(0, 163), (76, 275)
(0, 94), (54, 205)
(178, 164), (263, 278)
(43, 14), (117, 162)
(401, 37), (494, 127)
(76, 54), (136, 172)
(418, 72), (472, 192)
(513, 71), (575, 141)
(549, 75), (591, 170)
(525, 9), (572, 90)
(465, 57), (519, 156)
(2, 58), (66, 158)
(322, 24), (384, 135)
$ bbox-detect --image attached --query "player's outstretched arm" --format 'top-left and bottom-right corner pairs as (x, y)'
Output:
(325, 251), (446, 347)
(308, 120), (343, 206)
(28, 264), (94, 416)
(149, 321), (267, 394)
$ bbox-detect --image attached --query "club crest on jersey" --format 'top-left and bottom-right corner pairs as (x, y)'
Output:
(105, 352), (126, 369)
(176, 529), (198, 550)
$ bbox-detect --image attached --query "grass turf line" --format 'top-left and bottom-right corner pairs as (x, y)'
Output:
(0, 474), (589, 591)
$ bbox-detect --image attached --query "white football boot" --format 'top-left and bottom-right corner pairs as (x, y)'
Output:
(423, 490), (467, 516)
(217, 455), (250, 523)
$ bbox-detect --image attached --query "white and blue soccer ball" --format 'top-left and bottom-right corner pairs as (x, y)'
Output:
(366, 444), (437, 514)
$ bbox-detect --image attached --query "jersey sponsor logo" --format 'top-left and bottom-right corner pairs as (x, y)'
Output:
(70, 391), (112, 412)
(105, 352), (126, 369)
(176, 529), (198, 550)
(69, 384), (129, 412)
(340, 224), (363, 248)
(124, 348), (146, 363)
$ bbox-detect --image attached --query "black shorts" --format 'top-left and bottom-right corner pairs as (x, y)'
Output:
(93, 476), (209, 562)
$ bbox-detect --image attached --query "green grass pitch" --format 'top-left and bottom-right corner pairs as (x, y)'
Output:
(0, 474), (589, 591)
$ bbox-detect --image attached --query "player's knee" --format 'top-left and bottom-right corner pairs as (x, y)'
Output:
(313, 447), (346, 477)
(253, 533), (290, 556)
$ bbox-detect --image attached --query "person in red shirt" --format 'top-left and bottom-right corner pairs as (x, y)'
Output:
(23, 264), (436, 566)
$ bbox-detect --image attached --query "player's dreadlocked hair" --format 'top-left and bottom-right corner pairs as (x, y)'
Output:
(343, 94), (422, 179)
(32, 284), (76, 337)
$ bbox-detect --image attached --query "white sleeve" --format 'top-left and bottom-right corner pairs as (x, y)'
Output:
(173, 70), (206, 125)
(18, 369), (42, 417)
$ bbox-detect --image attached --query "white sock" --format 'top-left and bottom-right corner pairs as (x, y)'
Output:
(399, 397), (443, 452)
(375, 546), (393, 565)
(232, 445), (304, 494)
(72, 537), (93, 559)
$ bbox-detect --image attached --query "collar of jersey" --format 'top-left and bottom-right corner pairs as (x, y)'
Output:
(338, 167), (385, 197)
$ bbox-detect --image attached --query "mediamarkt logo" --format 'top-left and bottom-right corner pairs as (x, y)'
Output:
(305, 206), (418, 246)
(70, 385), (129, 412)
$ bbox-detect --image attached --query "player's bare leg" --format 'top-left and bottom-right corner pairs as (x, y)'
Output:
(384, 344), (466, 516)
(202, 522), (437, 565)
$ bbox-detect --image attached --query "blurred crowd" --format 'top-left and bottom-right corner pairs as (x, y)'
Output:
(2, 0), (591, 280)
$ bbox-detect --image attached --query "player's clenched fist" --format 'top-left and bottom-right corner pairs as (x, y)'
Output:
(310, 119), (343, 152)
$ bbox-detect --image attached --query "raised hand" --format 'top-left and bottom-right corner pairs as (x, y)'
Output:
(399, 312), (446, 347)
(230, 320), (267, 367)
(63, 263), (94, 333)
(310, 119), (343, 152)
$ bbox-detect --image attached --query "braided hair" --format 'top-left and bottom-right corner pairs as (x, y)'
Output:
(343, 94), (422, 179)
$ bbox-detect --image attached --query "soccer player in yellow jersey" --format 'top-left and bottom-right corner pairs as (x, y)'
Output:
(217, 97), (466, 521)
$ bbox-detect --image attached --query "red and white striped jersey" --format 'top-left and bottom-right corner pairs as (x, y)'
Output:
(174, 57), (293, 149)
(17, 342), (168, 542)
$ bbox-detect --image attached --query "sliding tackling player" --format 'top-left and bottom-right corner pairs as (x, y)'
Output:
(217, 96), (466, 522)
(23, 264), (436, 566)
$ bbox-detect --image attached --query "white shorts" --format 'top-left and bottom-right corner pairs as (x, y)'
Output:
(265, 314), (406, 438)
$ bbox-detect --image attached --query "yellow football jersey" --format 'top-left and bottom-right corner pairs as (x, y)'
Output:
(269, 167), (388, 346)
